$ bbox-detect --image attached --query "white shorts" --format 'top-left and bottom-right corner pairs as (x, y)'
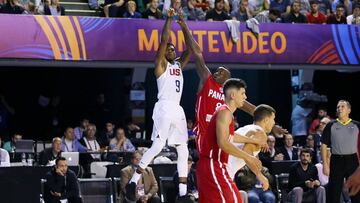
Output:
(151, 100), (188, 145)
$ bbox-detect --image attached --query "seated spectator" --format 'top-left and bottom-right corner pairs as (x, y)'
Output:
(259, 135), (283, 168)
(109, 127), (135, 152)
(98, 121), (116, 148)
(346, 4), (360, 24)
(305, 134), (318, 164)
(125, 118), (141, 139)
(331, 0), (351, 16)
(288, 148), (326, 203)
(206, 0), (231, 21)
(104, 0), (125, 18)
(248, 0), (269, 16)
(297, 0), (311, 15)
(142, 0), (163, 19)
(326, 3), (346, 24)
(61, 127), (87, 152)
(74, 118), (89, 141)
(277, 133), (299, 161)
(173, 155), (198, 201)
(235, 166), (276, 203)
(80, 123), (101, 160)
(282, 1), (308, 23)
(120, 151), (161, 203)
(39, 137), (62, 166)
(312, 117), (331, 148)
(182, 0), (206, 20)
(254, 8), (282, 23)
(0, 0), (24, 14)
(123, 1), (142, 18)
(44, 157), (82, 203)
(44, 0), (65, 15)
(308, 107), (329, 135)
(0, 136), (10, 167)
(3, 133), (22, 152)
(307, 0), (326, 24)
(231, 0), (252, 21)
(270, 0), (290, 15)
(23, 1), (36, 14)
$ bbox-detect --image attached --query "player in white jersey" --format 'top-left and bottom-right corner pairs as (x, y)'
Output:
(125, 8), (194, 203)
(227, 104), (277, 191)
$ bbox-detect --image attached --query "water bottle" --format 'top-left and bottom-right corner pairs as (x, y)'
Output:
(21, 153), (27, 166)
(27, 154), (33, 166)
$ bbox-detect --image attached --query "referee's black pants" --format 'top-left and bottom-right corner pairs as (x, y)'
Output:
(327, 154), (360, 203)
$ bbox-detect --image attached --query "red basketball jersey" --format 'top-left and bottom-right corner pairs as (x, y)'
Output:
(199, 105), (234, 164)
(194, 75), (225, 153)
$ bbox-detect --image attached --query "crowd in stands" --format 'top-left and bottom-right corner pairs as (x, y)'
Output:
(1, 0), (360, 25)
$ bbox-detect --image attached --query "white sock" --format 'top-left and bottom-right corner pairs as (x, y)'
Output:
(130, 171), (141, 184)
(179, 183), (187, 196)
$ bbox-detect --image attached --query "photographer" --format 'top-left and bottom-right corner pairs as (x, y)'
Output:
(44, 157), (82, 203)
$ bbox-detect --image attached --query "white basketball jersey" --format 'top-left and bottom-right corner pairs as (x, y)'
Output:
(156, 61), (183, 103)
(227, 124), (263, 179)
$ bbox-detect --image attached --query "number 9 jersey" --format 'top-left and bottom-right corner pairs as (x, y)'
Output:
(194, 75), (225, 154)
(156, 61), (183, 104)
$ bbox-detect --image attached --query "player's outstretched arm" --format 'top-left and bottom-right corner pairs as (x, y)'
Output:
(154, 8), (175, 78)
(216, 110), (262, 174)
(176, 11), (191, 70)
(177, 12), (210, 85)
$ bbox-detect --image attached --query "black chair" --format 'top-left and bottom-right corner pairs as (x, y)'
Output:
(78, 178), (114, 203)
(275, 173), (289, 203)
(158, 176), (176, 203)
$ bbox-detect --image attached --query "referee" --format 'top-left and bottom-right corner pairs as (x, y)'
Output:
(321, 100), (360, 203)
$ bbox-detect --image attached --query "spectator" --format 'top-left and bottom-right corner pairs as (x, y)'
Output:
(0, 0), (24, 14)
(187, 119), (195, 139)
(80, 123), (101, 160)
(104, 0), (125, 17)
(0, 136), (10, 167)
(346, 4), (360, 24)
(312, 117), (331, 149)
(298, 0), (311, 14)
(3, 133), (22, 152)
(44, 0), (65, 15)
(142, 0), (163, 19)
(248, 0), (269, 16)
(308, 107), (328, 135)
(259, 135), (283, 168)
(282, 0), (308, 23)
(331, 0), (351, 16)
(270, 0), (290, 14)
(120, 151), (161, 203)
(39, 137), (62, 166)
(23, 1), (36, 14)
(173, 155), (198, 201)
(321, 100), (360, 203)
(123, 1), (142, 18)
(305, 134), (318, 164)
(276, 133), (299, 161)
(125, 118), (141, 139)
(61, 127), (87, 152)
(235, 166), (276, 203)
(182, 0), (206, 20)
(288, 148), (326, 203)
(74, 118), (89, 141)
(44, 157), (82, 203)
(206, 0), (231, 21)
(254, 8), (282, 23)
(316, 0), (330, 15)
(231, 0), (252, 21)
(326, 3), (346, 24)
(98, 121), (115, 148)
(307, 0), (326, 24)
(109, 127), (135, 152)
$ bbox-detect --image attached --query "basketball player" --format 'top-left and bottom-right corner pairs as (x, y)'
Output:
(125, 8), (193, 202)
(227, 104), (276, 189)
(177, 14), (286, 154)
(196, 78), (263, 203)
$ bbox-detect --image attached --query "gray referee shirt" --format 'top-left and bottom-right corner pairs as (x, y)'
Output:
(321, 119), (360, 155)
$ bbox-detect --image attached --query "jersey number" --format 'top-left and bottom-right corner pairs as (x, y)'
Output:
(215, 102), (222, 111)
(175, 80), (181, 92)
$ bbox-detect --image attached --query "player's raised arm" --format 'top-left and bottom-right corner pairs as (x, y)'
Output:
(154, 8), (175, 78)
(176, 11), (191, 70)
(177, 11), (210, 86)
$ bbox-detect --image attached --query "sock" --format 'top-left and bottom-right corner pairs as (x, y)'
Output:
(129, 171), (141, 184)
(179, 183), (187, 196)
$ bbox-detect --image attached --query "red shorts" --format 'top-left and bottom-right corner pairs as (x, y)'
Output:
(196, 157), (242, 203)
